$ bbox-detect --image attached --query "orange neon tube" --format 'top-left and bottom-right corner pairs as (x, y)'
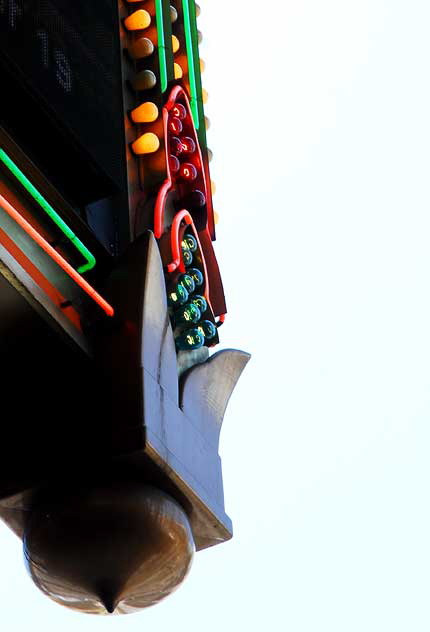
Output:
(0, 193), (114, 317)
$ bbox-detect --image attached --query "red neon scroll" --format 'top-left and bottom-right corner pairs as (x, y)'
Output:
(167, 209), (225, 323)
(167, 209), (210, 298)
(154, 85), (212, 239)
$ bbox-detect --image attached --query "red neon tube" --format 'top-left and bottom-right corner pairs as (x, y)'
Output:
(216, 314), (226, 326)
(0, 193), (114, 317)
(167, 209), (193, 273)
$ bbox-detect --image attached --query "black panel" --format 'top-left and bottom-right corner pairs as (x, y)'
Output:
(0, 0), (126, 208)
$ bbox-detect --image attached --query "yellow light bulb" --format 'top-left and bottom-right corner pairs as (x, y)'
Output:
(131, 133), (160, 155)
(174, 63), (183, 79)
(172, 35), (180, 53)
(130, 102), (159, 123)
(124, 10), (151, 31)
(213, 211), (219, 225)
(204, 115), (210, 130)
(202, 88), (209, 104)
(131, 69), (157, 91)
(129, 36), (154, 59)
(195, 3), (201, 16)
(200, 59), (206, 73)
(211, 180), (216, 195)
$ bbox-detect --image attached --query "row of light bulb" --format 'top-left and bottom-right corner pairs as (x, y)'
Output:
(123, 1), (207, 154)
(123, 1), (217, 223)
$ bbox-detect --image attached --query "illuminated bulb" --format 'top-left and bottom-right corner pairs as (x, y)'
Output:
(172, 103), (187, 120)
(181, 234), (198, 253)
(174, 63), (183, 79)
(169, 117), (183, 134)
(129, 37), (154, 59)
(169, 155), (180, 173)
(200, 59), (206, 73)
(179, 163), (197, 181)
(170, 5), (178, 22)
(168, 283), (189, 307)
(175, 328), (205, 351)
(130, 102), (159, 123)
(195, 3), (201, 16)
(174, 303), (201, 325)
(178, 274), (195, 294)
(197, 320), (217, 340)
(131, 69), (157, 91)
(204, 116), (210, 130)
(202, 89), (209, 104)
(187, 267), (204, 287)
(213, 210), (219, 224)
(172, 35), (180, 53)
(190, 295), (207, 313)
(131, 132), (160, 155)
(170, 136), (182, 155)
(211, 180), (216, 195)
(182, 249), (193, 267)
(124, 10), (151, 31)
(180, 137), (196, 154)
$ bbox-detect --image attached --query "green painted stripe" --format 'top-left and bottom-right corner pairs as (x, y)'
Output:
(0, 148), (96, 273)
(182, 0), (200, 129)
(155, 0), (168, 92)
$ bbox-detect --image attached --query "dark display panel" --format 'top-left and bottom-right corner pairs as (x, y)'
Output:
(0, 0), (126, 211)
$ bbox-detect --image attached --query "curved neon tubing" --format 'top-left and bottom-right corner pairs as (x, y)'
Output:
(0, 149), (96, 273)
(167, 209), (193, 272)
(0, 193), (114, 317)
(167, 208), (212, 304)
(154, 86), (208, 238)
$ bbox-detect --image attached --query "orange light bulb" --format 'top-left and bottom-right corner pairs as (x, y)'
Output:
(130, 102), (159, 123)
(200, 59), (206, 73)
(124, 10), (151, 31)
(202, 89), (209, 104)
(131, 133), (160, 155)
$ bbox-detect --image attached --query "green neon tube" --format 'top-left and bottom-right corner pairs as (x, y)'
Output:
(155, 0), (168, 93)
(182, 0), (200, 129)
(0, 148), (96, 273)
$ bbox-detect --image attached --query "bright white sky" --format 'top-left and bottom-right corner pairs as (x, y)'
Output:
(2, 1), (430, 630)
